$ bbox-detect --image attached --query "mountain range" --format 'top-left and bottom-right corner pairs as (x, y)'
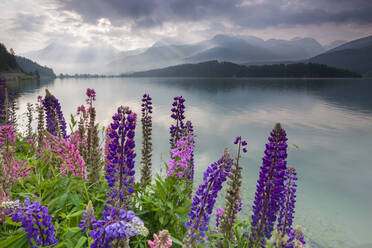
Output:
(19, 34), (372, 76)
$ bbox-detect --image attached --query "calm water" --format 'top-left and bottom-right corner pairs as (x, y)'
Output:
(10, 77), (372, 248)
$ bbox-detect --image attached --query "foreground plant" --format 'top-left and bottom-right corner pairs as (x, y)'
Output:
(2, 198), (58, 248)
(140, 93), (153, 186)
(148, 230), (173, 248)
(43, 89), (67, 138)
(183, 150), (233, 247)
(169, 96), (186, 149)
(249, 123), (288, 247)
(219, 136), (247, 245)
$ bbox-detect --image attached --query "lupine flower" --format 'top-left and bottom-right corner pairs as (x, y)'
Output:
(184, 121), (195, 185)
(215, 207), (224, 229)
(85, 88), (102, 184)
(106, 106), (137, 206)
(0, 125), (30, 196)
(104, 124), (114, 171)
(220, 136), (247, 241)
(41, 133), (87, 179)
(42, 89), (67, 138)
(26, 103), (34, 139)
(89, 206), (148, 248)
(277, 167), (297, 237)
(5, 198), (58, 248)
(249, 123), (288, 247)
(140, 93), (153, 186)
(36, 96), (45, 151)
(169, 96), (186, 149)
(183, 150), (233, 247)
(148, 230), (173, 248)
(167, 134), (194, 178)
(79, 201), (96, 232)
(0, 73), (8, 124)
(284, 225), (306, 248)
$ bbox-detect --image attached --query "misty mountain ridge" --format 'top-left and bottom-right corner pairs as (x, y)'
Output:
(308, 35), (372, 75)
(20, 34), (371, 75)
(21, 34), (331, 74)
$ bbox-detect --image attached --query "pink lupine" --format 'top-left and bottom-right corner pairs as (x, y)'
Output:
(0, 125), (30, 199)
(148, 230), (172, 248)
(41, 134), (87, 179)
(167, 135), (194, 178)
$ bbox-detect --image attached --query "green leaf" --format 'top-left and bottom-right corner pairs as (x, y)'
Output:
(75, 236), (87, 248)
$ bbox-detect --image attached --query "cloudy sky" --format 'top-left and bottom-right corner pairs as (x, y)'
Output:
(1, 0), (372, 54)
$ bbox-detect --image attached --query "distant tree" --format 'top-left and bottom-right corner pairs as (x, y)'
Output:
(10, 48), (15, 56)
(35, 70), (40, 80)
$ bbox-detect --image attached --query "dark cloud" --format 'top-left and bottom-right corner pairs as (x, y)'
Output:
(56, 0), (372, 29)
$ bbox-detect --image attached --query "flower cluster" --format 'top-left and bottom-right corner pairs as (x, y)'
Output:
(41, 133), (87, 178)
(6, 198), (58, 248)
(183, 150), (233, 247)
(167, 135), (195, 178)
(148, 230), (173, 248)
(36, 95), (45, 151)
(79, 201), (96, 232)
(220, 136), (247, 241)
(104, 124), (114, 170)
(0, 125), (30, 196)
(277, 166), (297, 237)
(140, 93), (153, 186)
(106, 106), (137, 205)
(26, 102), (34, 138)
(215, 207), (224, 229)
(0, 73), (7, 124)
(184, 120), (195, 184)
(249, 123), (288, 247)
(42, 89), (67, 138)
(89, 206), (148, 248)
(169, 96), (185, 148)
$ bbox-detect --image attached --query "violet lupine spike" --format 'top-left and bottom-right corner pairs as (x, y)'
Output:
(0, 73), (7, 124)
(277, 166), (297, 238)
(249, 123), (288, 248)
(79, 201), (96, 232)
(183, 150), (233, 248)
(169, 96), (186, 149)
(5, 198), (58, 248)
(140, 93), (153, 187)
(220, 136), (247, 241)
(285, 226), (306, 248)
(88, 206), (148, 248)
(106, 106), (137, 207)
(184, 121), (195, 185)
(42, 89), (67, 139)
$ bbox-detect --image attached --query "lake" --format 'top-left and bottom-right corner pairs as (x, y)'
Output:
(10, 77), (372, 248)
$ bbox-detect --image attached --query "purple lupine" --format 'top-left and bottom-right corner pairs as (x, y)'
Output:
(285, 226), (306, 248)
(220, 136), (247, 241)
(185, 120), (195, 184)
(169, 96), (186, 149)
(6, 198), (58, 248)
(277, 167), (297, 237)
(0, 73), (7, 124)
(88, 206), (148, 248)
(106, 106), (137, 206)
(183, 150), (233, 247)
(42, 89), (67, 138)
(249, 123), (288, 247)
(215, 207), (224, 229)
(140, 93), (153, 186)
(79, 201), (96, 232)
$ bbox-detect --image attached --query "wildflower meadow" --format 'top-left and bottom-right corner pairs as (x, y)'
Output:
(0, 72), (306, 248)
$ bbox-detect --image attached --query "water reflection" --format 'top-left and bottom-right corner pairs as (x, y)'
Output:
(10, 77), (372, 248)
